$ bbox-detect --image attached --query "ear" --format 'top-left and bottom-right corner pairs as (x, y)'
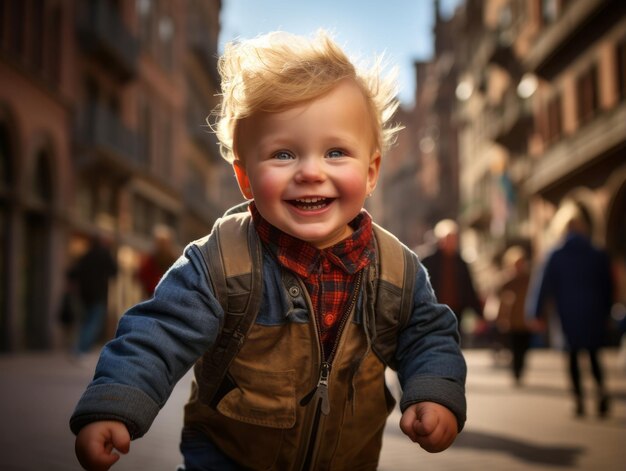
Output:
(366, 151), (381, 195)
(233, 160), (254, 200)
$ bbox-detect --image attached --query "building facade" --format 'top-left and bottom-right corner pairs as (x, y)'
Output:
(0, 0), (232, 352)
(377, 0), (462, 251)
(386, 0), (625, 317)
(452, 0), (626, 304)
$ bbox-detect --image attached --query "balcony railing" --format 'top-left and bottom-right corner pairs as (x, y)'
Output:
(77, 0), (139, 81)
(74, 103), (140, 177)
(485, 89), (532, 152)
(525, 100), (626, 196)
(524, 0), (624, 79)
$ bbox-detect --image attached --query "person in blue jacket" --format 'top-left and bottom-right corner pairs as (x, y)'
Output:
(528, 208), (614, 417)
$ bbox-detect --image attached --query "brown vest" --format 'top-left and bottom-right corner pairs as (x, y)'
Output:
(184, 212), (417, 470)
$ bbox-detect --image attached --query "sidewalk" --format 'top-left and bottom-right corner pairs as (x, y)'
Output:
(380, 348), (626, 471)
(0, 348), (624, 470)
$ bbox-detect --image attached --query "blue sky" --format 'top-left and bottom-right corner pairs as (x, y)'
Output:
(219, 0), (464, 108)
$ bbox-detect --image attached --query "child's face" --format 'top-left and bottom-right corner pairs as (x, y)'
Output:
(233, 80), (381, 248)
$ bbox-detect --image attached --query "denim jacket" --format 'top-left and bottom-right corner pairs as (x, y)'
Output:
(70, 232), (467, 468)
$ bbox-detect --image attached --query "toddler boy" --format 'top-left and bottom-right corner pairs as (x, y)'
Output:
(71, 30), (466, 470)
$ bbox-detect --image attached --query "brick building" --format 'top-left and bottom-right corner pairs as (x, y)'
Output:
(0, 0), (233, 351)
(386, 0), (625, 316)
(451, 0), (626, 305)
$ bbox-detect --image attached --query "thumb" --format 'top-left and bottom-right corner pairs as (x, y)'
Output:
(413, 406), (439, 437)
(110, 425), (131, 455)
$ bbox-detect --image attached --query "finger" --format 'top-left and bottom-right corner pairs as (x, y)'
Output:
(76, 440), (120, 471)
(413, 408), (439, 436)
(399, 408), (419, 442)
(417, 422), (456, 453)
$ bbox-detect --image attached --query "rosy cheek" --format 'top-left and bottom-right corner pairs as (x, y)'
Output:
(250, 170), (283, 201)
(339, 175), (368, 200)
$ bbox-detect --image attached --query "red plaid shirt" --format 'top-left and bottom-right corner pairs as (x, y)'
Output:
(250, 203), (375, 360)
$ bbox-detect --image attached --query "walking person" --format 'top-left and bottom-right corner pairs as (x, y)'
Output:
(495, 245), (533, 385)
(421, 219), (483, 347)
(69, 229), (118, 357)
(136, 225), (177, 298)
(528, 208), (614, 417)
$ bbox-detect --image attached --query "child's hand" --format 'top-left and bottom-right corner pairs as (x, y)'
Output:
(75, 420), (130, 470)
(400, 401), (457, 453)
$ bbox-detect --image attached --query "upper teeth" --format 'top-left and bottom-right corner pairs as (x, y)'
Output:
(296, 197), (324, 203)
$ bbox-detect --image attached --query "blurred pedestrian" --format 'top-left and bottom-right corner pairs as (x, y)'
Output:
(528, 208), (613, 417)
(57, 271), (82, 350)
(421, 219), (483, 347)
(68, 229), (118, 357)
(495, 245), (533, 385)
(136, 225), (177, 298)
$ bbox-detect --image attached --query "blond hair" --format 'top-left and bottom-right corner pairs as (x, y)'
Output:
(213, 30), (401, 163)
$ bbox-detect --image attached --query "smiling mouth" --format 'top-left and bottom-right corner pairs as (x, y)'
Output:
(288, 197), (334, 211)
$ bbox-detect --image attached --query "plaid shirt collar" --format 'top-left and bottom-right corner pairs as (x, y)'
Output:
(249, 202), (374, 278)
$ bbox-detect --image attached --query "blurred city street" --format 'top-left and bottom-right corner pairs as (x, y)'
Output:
(0, 347), (624, 470)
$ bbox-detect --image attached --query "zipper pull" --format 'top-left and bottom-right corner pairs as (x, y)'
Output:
(299, 362), (331, 415)
(317, 362), (330, 415)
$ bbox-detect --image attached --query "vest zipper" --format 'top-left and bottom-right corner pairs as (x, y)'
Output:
(298, 271), (363, 470)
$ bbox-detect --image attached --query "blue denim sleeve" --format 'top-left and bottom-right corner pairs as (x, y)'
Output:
(395, 254), (467, 431)
(69, 243), (224, 438)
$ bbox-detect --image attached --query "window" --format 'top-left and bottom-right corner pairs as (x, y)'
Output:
(0, 123), (10, 350)
(576, 64), (599, 125)
(156, 114), (172, 178)
(543, 94), (562, 145)
(138, 100), (152, 167)
(31, 0), (45, 71)
(33, 149), (53, 204)
(0, 124), (11, 192)
(617, 38), (626, 102)
(47, 6), (62, 84)
(8, 0), (25, 55)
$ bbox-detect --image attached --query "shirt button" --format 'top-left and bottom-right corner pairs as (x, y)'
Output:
(288, 286), (300, 297)
(324, 314), (335, 327)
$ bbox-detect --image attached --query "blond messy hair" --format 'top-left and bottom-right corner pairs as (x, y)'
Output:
(213, 29), (401, 163)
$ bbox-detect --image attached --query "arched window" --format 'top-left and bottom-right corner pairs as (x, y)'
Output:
(0, 124), (11, 191)
(0, 123), (12, 351)
(22, 144), (54, 349)
(32, 148), (53, 204)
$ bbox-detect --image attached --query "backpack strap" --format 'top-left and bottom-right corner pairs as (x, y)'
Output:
(370, 222), (418, 369)
(194, 211), (264, 407)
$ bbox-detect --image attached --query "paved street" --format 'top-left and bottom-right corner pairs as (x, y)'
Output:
(0, 347), (624, 470)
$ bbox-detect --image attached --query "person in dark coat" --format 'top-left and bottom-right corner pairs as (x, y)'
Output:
(528, 209), (614, 417)
(421, 219), (483, 347)
(69, 231), (118, 356)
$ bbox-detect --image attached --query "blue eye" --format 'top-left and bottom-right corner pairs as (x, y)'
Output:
(273, 151), (294, 160)
(327, 149), (346, 159)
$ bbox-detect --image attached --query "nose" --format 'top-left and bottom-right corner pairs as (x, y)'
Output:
(295, 155), (326, 183)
